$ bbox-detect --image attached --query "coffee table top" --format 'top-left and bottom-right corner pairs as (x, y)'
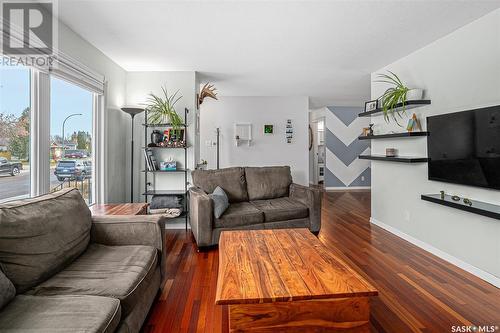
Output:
(215, 228), (378, 305)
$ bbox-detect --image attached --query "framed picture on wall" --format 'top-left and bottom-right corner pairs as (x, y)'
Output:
(264, 124), (274, 134)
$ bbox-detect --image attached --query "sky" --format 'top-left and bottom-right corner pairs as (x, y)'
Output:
(0, 66), (93, 139)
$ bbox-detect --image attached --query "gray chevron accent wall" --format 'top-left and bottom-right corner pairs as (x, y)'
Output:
(324, 106), (371, 188)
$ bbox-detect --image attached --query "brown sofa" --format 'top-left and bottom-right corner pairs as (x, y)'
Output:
(189, 166), (322, 247)
(0, 188), (165, 333)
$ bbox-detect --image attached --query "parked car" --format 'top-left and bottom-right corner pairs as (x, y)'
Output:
(63, 150), (89, 159)
(54, 160), (92, 181)
(0, 157), (23, 176)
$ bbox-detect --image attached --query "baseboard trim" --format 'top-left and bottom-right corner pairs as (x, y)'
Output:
(326, 186), (371, 191)
(370, 217), (500, 288)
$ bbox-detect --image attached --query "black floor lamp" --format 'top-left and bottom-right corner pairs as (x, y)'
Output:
(121, 107), (144, 203)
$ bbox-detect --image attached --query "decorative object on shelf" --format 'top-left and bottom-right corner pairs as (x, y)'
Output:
(451, 195), (460, 201)
(361, 127), (370, 136)
(159, 159), (177, 171)
(143, 148), (158, 171)
(375, 71), (424, 124)
(121, 107), (145, 203)
(197, 82), (218, 108)
(406, 113), (422, 132)
(463, 198), (472, 206)
(364, 100), (378, 113)
(234, 123), (252, 146)
(145, 86), (183, 129)
(151, 130), (163, 145)
(369, 123), (374, 136)
(286, 119), (293, 143)
(264, 124), (274, 134)
(440, 190), (445, 200)
(385, 148), (398, 157)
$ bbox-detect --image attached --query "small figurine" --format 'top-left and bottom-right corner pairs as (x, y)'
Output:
(463, 198), (472, 206)
(440, 191), (445, 200)
(368, 123), (374, 136)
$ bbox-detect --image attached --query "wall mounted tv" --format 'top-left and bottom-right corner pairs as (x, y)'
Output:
(427, 105), (500, 190)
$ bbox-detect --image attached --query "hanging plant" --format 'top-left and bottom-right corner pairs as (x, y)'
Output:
(375, 71), (409, 124)
(145, 86), (183, 129)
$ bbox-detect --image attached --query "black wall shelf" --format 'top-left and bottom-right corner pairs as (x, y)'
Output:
(358, 100), (431, 117)
(358, 132), (429, 140)
(421, 194), (500, 220)
(359, 155), (428, 163)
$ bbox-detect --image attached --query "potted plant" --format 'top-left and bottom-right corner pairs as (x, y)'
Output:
(145, 86), (183, 129)
(376, 71), (423, 124)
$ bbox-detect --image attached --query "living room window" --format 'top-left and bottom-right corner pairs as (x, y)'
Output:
(49, 77), (95, 205)
(0, 65), (31, 202)
(0, 58), (104, 204)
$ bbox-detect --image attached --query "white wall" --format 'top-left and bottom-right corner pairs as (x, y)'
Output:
(125, 71), (198, 202)
(200, 96), (309, 185)
(58, 22), (128, 203)
(371, 9), (500, 286)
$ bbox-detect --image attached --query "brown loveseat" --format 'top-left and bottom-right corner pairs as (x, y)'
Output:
(0, 188), (165, 333)
(189, 166), (322, 248)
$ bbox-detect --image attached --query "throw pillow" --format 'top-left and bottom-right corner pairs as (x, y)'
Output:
(0, 269), (16, 310)
(209, 186), (229, 219)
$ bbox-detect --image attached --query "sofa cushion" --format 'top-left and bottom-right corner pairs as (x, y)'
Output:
(0, 295), (120, 333)
(27, 243), (157, 317)
(245, 166), (292, 200)
(0, 270), (15, 310)
(251, 197), (309, 222)
(209, 186), (229, 218)
(192, 167), (249, 203)
(0, 188), (91, 293)
(215, 202), (264, 228)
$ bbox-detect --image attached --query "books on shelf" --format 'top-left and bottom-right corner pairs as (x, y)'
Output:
(143, 148), (157, 171)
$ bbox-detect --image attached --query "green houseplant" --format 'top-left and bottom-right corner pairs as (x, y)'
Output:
(145, 87), (183, 129)
(375, 71), (410, 124)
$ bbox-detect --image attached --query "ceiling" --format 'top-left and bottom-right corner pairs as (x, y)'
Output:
(57, 0), (500, 107)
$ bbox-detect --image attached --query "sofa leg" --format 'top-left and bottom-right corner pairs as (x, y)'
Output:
(312, 231), (320, 237)
(196, 245), (218, 252)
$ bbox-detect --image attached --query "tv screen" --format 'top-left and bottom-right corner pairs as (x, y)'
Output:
(427, 105), (500, 190)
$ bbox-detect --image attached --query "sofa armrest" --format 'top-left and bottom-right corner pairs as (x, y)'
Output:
(90, 215), (166, 280)
(289, 183), (323, 233)
(189, 186), (214, 248)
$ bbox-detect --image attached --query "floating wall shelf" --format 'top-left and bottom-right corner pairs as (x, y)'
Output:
(421, 194), (500, 220)
(358, 132), (429, 140)
(358, 155), (428, 163)
(358, 100), (431, 117)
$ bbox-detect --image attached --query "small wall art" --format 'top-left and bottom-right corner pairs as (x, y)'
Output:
(286, 119), (293, 143)
(264, 124), (274, 134)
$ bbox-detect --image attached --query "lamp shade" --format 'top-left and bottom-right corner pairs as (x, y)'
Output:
(121, 107), (144, 116)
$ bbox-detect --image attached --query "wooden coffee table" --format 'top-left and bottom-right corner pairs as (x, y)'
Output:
(89, 203), (148, 216)
(215, 229), (378, 332)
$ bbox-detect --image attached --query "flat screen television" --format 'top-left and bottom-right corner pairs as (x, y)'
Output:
(427, 105), (500, 190)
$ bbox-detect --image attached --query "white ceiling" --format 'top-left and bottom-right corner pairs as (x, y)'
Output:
(58, 0), (500, 107)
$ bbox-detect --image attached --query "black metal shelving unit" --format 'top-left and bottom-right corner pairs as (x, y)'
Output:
(143, 108), (189, 229)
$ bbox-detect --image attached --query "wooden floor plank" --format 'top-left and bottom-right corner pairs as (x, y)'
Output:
(144, 190), (500, 332)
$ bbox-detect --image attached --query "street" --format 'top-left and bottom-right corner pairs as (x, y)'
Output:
(0, 169), (61, 201)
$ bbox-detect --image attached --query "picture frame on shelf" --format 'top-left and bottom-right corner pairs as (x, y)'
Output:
(364, 100), (378, 113)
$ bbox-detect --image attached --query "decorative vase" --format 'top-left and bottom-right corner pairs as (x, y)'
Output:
(406, 89), (424, 101)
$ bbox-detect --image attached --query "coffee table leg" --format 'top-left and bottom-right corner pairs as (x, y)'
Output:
(228, 297), (370, 332)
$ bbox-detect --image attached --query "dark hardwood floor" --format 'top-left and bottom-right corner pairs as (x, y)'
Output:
(143, 191), (500, 333)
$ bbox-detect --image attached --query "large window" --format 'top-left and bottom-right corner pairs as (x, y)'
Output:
(50, 77), (94, 205)
(0, 66), (31, 202)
